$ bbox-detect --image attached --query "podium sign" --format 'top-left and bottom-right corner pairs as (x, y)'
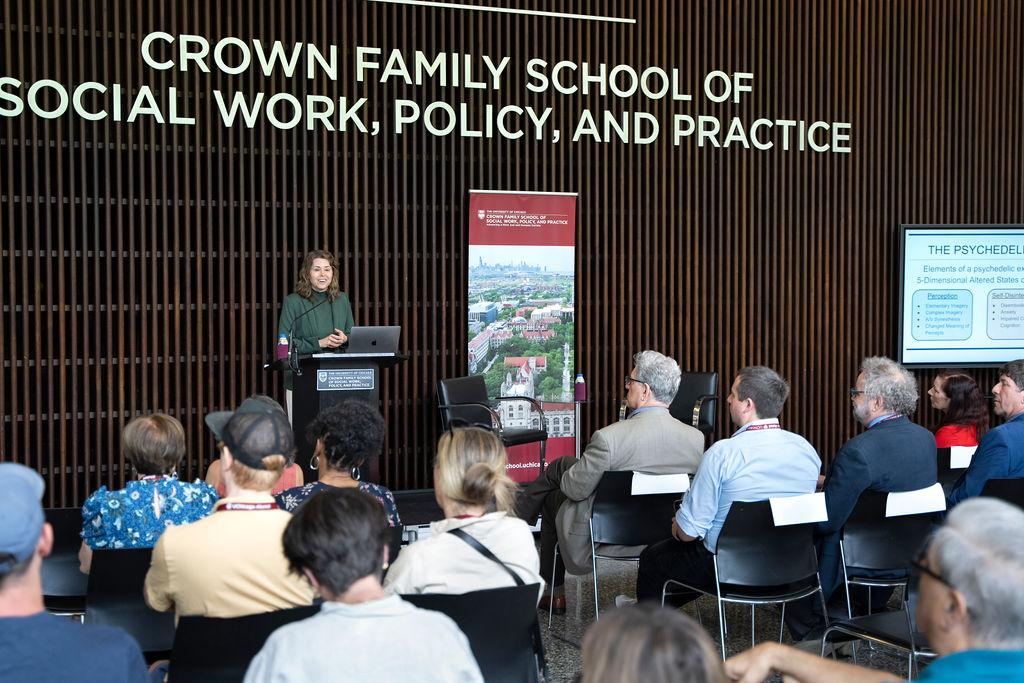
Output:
(291, 352), (400, 481)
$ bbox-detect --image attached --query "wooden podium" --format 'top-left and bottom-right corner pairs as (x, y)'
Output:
(291, 352), (404, 481)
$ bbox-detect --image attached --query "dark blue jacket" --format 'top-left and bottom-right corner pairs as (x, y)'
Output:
(947, 412), (1024, 508)
(816, 416), (937, 598)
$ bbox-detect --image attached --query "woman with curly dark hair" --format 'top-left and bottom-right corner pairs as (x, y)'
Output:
(274, 400), (400, 526)
(928, 369), (989, 447)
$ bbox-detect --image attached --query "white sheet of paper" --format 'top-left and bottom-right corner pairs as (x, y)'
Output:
(949, 445), (977, 469)
(770, 492), (828, 526)
(885, 483), (947, 517)
(631, 471), (690, 495)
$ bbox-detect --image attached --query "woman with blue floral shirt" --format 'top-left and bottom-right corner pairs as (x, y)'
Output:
(79, 414), (217, 572)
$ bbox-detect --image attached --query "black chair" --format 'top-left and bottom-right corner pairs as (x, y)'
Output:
(824, 490), (940, 673)
(42, 507), (89, 617)
(822, 611), (936, 677)
(168, 604), (319, 682)
(981, 478), (1024, 508)
(670, 372), (718, 437)
(935, 448), (967, 496)
(561, 471), (683, 621)
(85, 548), (175, 653)
(437, 375), (548, 469)
(662, 499), (828, 658)
(404, 584), (544, 683)
(839, 490), (938, 618)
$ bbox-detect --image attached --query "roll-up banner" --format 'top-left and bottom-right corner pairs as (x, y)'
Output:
(467, 190), (578, 482)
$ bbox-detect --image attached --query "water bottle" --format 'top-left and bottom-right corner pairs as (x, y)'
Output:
(276, 334), (289, 361)
(574, 372), (587, 402)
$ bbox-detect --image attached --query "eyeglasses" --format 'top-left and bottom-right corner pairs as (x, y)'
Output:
(909, 544), (954, 591)
(849, 388), (866, 398)
(624, 376), (649, 390)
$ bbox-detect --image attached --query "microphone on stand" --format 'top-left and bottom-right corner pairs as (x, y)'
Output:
(286, 298), (329, 376)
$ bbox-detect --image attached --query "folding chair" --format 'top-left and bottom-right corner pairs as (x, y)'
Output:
(549, 470), (687, 624)
(42, 507), (89, 617)
(662, 498), (828, 658)
(405, 584), (545, 683)
(168, 604), (319, 682)
(85, 548), (175, 654)
(824, 487), (943, 675)
(981, 478), (1024, 508)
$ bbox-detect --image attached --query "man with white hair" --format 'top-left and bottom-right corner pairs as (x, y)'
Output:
(518, 350), (704, 614)
(947, 358), (1024, 507)
(0, 464), (148, 682)
(790, 356), (937, 639)
(726, 497), (1024, 682)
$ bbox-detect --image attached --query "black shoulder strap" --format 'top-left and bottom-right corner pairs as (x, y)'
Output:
(448, 527), (548, 680)
(448, 527), (525, 587)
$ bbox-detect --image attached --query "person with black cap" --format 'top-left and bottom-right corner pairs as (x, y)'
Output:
(143, 398), (315, 619)
(0, 463), (148, 682)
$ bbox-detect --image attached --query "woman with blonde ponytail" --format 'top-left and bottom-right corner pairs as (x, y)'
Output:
(384, 427), (543, 598)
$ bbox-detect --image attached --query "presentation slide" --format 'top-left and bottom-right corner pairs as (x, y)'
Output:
(900, 226), (1024, 366)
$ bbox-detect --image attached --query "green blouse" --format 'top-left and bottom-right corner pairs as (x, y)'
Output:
(278, 290), (354, 389)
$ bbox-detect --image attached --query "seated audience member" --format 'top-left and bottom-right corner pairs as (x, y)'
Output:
(245, 488), (482, 682)
(518, 350), (704, 613)
(580, 603), (726, 683)
(0, 464), (148, 683)
(204, 395), (303, 496)
(78, 413), (217, 573)
(384, 427), (542, 596)
(632, 366), (820, 604)
(928, 369), (989, 447)
(726, 497), (1024, 683)
(275, 400), (400, 526)
(144, 398), (314, 618)
(947, 358), (1024, 507)
(795, 357), (937, 635)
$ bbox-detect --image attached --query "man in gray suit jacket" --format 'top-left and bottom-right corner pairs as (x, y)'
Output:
(519, 350), (704, 613)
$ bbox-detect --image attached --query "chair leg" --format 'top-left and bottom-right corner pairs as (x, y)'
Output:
(548, 545), (558, 629)
(592, 557), (600, 621)
(779, 603), (786, 643)
(750, 605), (756, 649)
(717, 598), (728, 660)
(695, 597), (704, 627)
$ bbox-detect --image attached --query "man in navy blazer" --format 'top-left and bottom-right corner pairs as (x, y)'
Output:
(788, 357), (936, 640)
(947, 358), (1024, 508)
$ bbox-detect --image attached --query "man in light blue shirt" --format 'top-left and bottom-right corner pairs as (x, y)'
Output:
(635, 366), (821, 603)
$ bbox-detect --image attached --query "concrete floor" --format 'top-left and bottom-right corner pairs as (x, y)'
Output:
(537, 558), (918, 683)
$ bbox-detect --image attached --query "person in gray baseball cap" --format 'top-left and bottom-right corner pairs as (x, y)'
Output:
(0, 463), (148, 683)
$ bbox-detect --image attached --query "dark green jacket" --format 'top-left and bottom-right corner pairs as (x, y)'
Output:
(278, 291), (354, 389)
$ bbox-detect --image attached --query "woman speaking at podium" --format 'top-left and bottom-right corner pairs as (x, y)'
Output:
(278, 250), (355, 415)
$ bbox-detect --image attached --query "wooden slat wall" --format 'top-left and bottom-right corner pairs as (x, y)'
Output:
(1, 0), (1021, 506)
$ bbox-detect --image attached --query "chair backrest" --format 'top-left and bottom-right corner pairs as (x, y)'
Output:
(981, 478), (1024, 508)
(403, 584), (541, 683)
(590, 472), (681, 546)
(715, 500), (818, 587)
(670, 372), (718, 433)
(841, 491), (937, 571)
(42, 507), (89, 599)
(168, 604), (320, 683)
(85, 548), (175, 652)
(935, 448), (962, 492)
(436, 376), (492, 431)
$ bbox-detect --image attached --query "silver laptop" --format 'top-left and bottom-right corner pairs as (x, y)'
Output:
(344, 326), (401, 355)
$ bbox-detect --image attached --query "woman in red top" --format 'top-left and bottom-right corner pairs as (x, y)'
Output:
(928, 370), (989, 447)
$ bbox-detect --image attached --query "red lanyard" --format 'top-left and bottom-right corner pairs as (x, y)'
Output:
(217, 502), (278, 512)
